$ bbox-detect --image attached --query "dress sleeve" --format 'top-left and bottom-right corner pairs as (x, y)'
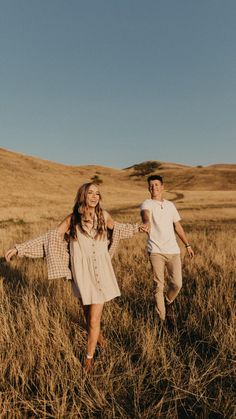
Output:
(45, 229), (71, 280)
(15, 229), (71, 280)
(15, 234), (45, 258)
(108, 222), (139, 259)
(115, 222), (139, 239)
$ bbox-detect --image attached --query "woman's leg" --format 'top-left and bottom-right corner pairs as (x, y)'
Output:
(82, 304), (107, 348)
(84, 304), (104, 373)
(87, 303), (104, 357)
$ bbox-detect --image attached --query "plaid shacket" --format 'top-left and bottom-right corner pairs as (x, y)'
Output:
(15, 222), (139, 280)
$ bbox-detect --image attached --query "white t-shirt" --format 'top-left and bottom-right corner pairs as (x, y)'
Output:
(140, 199), (181, 254)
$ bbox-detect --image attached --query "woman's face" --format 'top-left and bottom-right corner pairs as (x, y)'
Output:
(86, 184), (100, 208)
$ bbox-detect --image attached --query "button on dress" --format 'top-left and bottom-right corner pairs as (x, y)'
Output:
(70, 226), (121, 305)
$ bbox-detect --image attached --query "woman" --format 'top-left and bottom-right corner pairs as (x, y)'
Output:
(5, 182), (147, 373)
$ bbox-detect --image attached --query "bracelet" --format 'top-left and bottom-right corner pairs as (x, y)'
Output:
(185, 244), (191, 248)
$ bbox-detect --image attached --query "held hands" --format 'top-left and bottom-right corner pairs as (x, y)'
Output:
(5, 247), (18, 262)
(139, 223), (150, 234)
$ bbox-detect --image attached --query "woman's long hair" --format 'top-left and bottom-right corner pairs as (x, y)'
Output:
(69, 183), (106, 240)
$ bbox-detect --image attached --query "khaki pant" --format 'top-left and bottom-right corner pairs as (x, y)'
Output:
(149, 253), (182, 321)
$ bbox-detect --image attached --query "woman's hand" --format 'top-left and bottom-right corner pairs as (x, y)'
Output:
(139, 223), (150, 233)
(5, 247), (18, 262)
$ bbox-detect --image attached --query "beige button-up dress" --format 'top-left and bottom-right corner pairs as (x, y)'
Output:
(70, 226), (121, 305)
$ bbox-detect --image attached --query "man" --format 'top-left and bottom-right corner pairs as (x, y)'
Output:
(141, 175), (194, 323)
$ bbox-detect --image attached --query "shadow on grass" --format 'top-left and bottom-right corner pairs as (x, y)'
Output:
(0, 256), (29, 297)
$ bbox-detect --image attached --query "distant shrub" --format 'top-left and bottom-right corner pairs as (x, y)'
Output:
(131, 161), (161, 177)
(91, 174), (103, 185)
(196, 165), (203, 168)
(0, 218), (26, 228)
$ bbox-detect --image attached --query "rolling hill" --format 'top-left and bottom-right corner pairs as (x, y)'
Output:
(124, 161), (236, 190)
(0, 148), (235, 223)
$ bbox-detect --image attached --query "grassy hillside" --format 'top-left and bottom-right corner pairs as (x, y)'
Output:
(0, 148), (146, 223)
(1, 148), (235, 226)
(0, 148), (235, 417)
(125, 161), (236, 190)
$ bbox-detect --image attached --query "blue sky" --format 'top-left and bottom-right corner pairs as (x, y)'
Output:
(1, 0), (235, 168)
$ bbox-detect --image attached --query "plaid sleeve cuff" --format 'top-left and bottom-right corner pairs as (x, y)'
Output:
(133, 223), (139, 234)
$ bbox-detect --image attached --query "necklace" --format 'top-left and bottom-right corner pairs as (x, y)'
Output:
(155, 200), (164, 209)
(82, 214), (97, 233)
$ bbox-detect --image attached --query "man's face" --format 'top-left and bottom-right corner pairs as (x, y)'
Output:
(148, 180), (164, 198)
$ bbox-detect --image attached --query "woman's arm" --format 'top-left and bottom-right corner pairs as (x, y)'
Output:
(57, 214), (72, 235)
(5, 214), (72, 262)
(5, 234), (45, 261)
(105, 209), (149, 234)
(105, 211), (114, 230)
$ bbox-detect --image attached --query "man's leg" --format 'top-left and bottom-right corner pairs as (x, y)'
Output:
(150, 253), (166, 320)
(165, 254), (182, 304)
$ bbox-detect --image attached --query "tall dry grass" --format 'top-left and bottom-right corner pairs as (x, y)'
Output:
(0, 214), (235, 418)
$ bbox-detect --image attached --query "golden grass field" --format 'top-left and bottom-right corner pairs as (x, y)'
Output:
(0, 148), (235, 418)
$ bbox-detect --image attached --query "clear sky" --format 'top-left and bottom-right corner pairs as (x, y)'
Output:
(1, 0), (235, 168)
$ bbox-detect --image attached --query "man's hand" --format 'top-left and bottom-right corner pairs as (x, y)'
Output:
(186, 245), (194, 258)
(5, 247), (18, 262)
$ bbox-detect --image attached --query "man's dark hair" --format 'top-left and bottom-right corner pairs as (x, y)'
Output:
(147, 175), (163, 184)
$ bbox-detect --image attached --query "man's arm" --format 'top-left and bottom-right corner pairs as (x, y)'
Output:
(140, 209), (151, 232)
(174, 221), (194, 258)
